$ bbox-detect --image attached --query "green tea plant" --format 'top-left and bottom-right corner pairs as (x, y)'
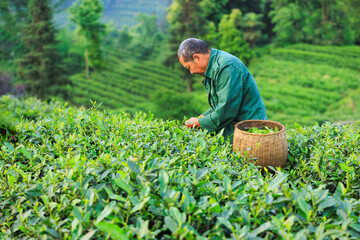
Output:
(0, 96), (359, 239)
(246, 126), (279, 134)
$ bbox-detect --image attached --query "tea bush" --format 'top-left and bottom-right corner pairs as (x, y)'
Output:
(0, 97), (359, 239)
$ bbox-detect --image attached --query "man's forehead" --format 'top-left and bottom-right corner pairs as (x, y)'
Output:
(179, 56), (189, 66)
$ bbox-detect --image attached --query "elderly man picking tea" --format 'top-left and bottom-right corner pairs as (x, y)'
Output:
(178, 38), (267, 143)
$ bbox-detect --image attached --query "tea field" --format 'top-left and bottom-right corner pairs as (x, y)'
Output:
(1, 96), (360, 239)
(69, 50), (186, 114)
(68, 44), (360, 126)
(250, 44), (360, 125)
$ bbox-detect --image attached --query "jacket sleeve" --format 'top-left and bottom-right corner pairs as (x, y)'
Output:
(202, 107), (213, 116)
(198, 65), (243, 132)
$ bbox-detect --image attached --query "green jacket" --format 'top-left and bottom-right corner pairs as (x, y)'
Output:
(198, 49), (267, 143)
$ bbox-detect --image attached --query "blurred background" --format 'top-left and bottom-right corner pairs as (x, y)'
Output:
(0, 0), (359, 126)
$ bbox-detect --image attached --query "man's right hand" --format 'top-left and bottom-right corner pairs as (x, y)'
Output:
(185, 117), (200, 129)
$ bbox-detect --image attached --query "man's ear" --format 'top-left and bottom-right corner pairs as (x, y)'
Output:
(193, 54), (201, 63)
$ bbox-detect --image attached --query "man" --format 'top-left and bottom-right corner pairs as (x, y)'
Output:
(178, 38), (267, 143)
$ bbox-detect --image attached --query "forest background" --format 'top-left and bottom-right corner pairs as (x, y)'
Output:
(1, 0), (359, 126)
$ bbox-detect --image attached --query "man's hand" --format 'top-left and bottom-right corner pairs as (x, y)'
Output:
(185, 117), (201, 129)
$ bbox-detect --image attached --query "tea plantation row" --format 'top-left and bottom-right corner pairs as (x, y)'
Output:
(69, 50), (186, 113)
(67, 44), (360, 126)
(250, 44), (360, 125)
(1, 96), (359, 239)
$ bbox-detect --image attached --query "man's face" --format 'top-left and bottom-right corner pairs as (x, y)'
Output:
(179, 54), (208, 77)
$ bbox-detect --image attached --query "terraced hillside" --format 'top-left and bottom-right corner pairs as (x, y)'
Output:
(250, 44), (360, 125)
(70, 51), (186, 113)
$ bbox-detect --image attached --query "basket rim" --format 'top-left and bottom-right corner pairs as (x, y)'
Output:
(234, 120), (286, 136)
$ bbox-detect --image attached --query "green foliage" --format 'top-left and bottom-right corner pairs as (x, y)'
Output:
(16, 0), (71, 100)
(242, 12), (265, 49)
(0, 109), (15, 135)
(56, 26), (85, 75)
(338, 0), (360, 44)
(149, 89), (203, 120)
(250, 44), (360, 125)
(287, 122), (360, 196)
(200, 0), (273, 46)
(0, 96), (360, 239)
(270, 0), (360, 45)
(218, 9), (253, 64)
(246, 126), (279, 134)
(166, 0), (207, 91)
(69, 0), (105, 76)
(69, 50), (187, 113)
(128, 14), (165, 60)
(117, 25), (133, 50)
(0, 95), (61, 121)
(0, 0), (28, 61)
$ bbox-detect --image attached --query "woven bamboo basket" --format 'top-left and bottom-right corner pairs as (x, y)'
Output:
(233, 120), (287, 169)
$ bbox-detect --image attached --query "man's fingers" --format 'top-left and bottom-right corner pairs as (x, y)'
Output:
(185, 121), (196, 128)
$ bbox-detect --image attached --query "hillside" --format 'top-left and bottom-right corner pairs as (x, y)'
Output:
(0, 96), (359, 239)
(55, 0), (171, 28)
(249, 44), (360, 125)
(67, 44), (360, 125)
(69, 50), (186, 114)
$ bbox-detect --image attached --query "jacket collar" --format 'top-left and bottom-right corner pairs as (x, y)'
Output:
(205, 48), (218, 78)
(202, 49), (218, 85)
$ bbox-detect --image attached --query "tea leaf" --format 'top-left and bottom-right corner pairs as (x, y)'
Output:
(3, 142), (14, 152)
(128, 160), (141, 175)
(339, 163), (353, 173)
(114, 178), (131, 195)
(96, 204), (114, 224)
(131, 197), (150, 214)
(80, 230), (97, 240)
(73, 206), (82, 221)
(47, 228), (61, 238)
(137, 218), (149, 239)
(196, 168), (208, 181)
(104, 187), (126, 202)
(97, 222), (128, 239)
(318, 196), (337, 211)
(297, 197), (312, 220)
(19, 147), (31, 159)
(165, 216), (178, 233)
(170, 207), (183, 224)
(267, 172), (288, 191)
(99, 169), (112, 181)
(159, 170), (169, 193)
(249, 222), (272, 237)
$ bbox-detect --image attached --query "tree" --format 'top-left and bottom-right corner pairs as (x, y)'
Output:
(17, 0), (71, 100)
(200, 0), (273, 46)
(118, 25), (133, 50)
(270, 0), (359, 45)
(0, 0), (28, 62)
(218, 9), (253, 64)
(338, 0), (360, 44)
(166, 0), (207, 92)
(0, 0), (67, 62)
(242, 12), (264, 49)
(130, 14), (165, 60)
(69, 0), (104, 79)
(57, 26), (85, 75)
